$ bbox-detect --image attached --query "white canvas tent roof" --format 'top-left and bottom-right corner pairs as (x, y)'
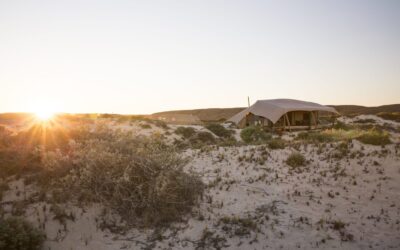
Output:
(228, 99), (339, 124)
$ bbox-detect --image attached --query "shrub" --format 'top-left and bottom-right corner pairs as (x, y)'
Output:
(190, 131), (216, 145)
(218, 216), (257, 237)
(297, 129), (366, 143)
(333, 121), (353, 131)
(205, 124), (233, 138)
(139, 123), (151, 129)
(286, 152), (306, 168)
(0, 216), (45, 250)
(377, 112), (400, 122)
(41, 127), (204, 226)
(357, 130), (391, 146)
(0, 181), (9, 201)
(240, 126), (271, 144)
(151, 120), (169, 129)
(175, 127), (196, 139)
(0, 146), (41, 178)
(267, 138), (286, 149)
(0, 126), (13, 148)
(296, 131), (335, 143)
(353, 119), (376, 124)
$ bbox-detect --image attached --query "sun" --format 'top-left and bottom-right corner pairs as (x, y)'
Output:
(35, 110), (55, 121)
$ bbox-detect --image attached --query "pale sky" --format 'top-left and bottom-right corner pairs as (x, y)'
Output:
(1, 0), (399, 114)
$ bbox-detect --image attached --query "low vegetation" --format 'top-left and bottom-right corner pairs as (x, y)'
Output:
(240, 126), (271, 144)
(0, 124), (204, 227)
(40, 127), (204, 226)
(376, 112), (400, 122)
(205, 123), (233, 138)
(296, 127), (392, 146)
(286, 152), (306, 168)
(357, 130), (391, 146)
(175, 126), (196, 138)
(267, 138), (286, 149)
(0, 216), (45, 250)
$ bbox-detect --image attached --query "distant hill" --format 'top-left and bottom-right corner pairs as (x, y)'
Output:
(152, 108), (245, 122)
(152, 104), (400, 122)
(329, 104), (400, 115)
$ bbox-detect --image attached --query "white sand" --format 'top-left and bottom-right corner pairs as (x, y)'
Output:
(1, 116), (400, 249)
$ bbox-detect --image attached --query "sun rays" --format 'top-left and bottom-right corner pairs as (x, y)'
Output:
(34, 110), (55, 121)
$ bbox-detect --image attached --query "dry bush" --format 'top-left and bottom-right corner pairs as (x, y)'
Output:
(41, 126), (203, 226)
(0, 126), (42, 178)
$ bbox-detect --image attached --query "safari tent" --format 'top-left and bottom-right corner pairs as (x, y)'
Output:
(228, 99), (339, 130)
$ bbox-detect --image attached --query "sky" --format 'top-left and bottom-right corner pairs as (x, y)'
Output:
(0, 0), (399, 114)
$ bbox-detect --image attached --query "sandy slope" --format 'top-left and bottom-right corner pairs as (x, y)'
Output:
(1, 116), (400, 250)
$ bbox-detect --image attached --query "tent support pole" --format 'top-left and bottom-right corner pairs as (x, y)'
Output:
(310, 111), (316, 129)
(285, 113), (291, 132)
(283, 116), (286, 131)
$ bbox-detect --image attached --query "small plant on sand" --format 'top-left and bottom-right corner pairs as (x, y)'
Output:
(240, 126), (271, 144)
(205, 124), (233, 138)
(139, 123), (151, 129)
(267, 138), (286, 149)
(0, 216), (46, 250)
(286, 152), (306, 168)
(175, 126), (196, 139)
(218, 216), (258, 237)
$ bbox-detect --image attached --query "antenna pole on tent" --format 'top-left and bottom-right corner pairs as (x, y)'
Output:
(247, 96), (250, 108)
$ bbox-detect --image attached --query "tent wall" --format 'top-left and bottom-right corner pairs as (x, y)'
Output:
(238, 110), (322, 129)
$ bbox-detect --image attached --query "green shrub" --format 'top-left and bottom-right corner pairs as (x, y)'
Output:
(267, 138), (286, 149)
(333, 121), (354, 131)
(297, 128), (367, 143)
(205, 124), (233, 138)
(240, 126), (271, 144)
(296, 131), (335, 143)
(0, 217), (45, 250)
(190, 131), (216, 145)
(139, 123), (151, 129)
(151, 120), (169, 129)
(357, 130), (391, 146)
(217, 136), (238, 147)
(175, 127), (196, 138)
(286, 152), (306, 168)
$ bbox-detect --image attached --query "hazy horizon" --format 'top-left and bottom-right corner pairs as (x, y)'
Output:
(1, 0), (399, 114)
